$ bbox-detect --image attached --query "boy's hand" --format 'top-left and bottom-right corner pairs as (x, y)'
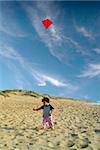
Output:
(33, 108), (36, 111)
(33, 107), (41, 111)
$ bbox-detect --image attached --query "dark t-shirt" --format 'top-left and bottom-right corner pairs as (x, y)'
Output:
(40, 104), (54, 117)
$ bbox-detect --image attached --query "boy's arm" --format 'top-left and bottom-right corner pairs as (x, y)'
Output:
(33, 107), (41, 111)
(33, 105), (44, 111)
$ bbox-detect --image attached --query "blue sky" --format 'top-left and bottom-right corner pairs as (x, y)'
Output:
(0, 1), (100, 101)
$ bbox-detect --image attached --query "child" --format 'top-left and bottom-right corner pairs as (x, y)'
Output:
(33, 97), (54, 129)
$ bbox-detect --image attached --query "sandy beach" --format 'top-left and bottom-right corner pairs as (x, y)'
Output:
(0, 91), (100, 150)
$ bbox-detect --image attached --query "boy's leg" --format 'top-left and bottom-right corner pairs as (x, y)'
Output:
(47, 116), (54, 129)
(41, 117), (47, 129)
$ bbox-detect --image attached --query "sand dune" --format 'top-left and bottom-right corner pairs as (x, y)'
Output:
(0, 92), (100, 150)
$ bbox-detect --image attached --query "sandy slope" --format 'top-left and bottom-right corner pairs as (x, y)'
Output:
(0, 93), (100, 150)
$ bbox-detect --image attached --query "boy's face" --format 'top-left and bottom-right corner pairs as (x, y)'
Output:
(42, 101), (49, 105)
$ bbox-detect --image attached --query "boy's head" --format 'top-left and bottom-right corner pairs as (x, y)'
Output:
(42, 97), (50, 105)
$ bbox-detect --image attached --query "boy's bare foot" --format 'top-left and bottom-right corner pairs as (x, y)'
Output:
(48, 127), (54, 130)
(40, 127), (44, 130)
(34, 127), (40, 131)
(40, 127), (46, 130)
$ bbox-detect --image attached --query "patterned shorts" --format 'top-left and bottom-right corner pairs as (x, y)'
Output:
(42, 115), (54, 129)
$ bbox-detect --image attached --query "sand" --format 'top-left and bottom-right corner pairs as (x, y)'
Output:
(0, 92), (100, 150)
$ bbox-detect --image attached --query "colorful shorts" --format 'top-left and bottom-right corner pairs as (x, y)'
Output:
(42, 115), (54, 129)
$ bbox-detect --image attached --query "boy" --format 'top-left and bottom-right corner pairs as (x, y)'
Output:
(33, 97), (54, 129)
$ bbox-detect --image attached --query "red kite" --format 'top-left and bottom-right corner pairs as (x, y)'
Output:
(42, 19), (53, 29)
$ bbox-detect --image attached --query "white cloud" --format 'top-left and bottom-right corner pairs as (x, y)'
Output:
(30, 68), (71, 88)
(94, 48), (100, 54)
(79, 63), (100, 78)
(75, 26), (94, 40)
(39, 75), (67, 87)
(34, 73), (79, 92)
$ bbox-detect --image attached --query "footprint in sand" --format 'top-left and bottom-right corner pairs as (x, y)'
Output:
(76, 138), (90, 149)
(94, 129), (100, 134)
(67, 140), (75, 147)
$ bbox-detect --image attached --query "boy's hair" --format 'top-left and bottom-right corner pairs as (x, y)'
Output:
(42, 97), (50, 103)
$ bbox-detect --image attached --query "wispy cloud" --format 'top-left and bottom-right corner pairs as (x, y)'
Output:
(0, 44), (31, 88)
(0, 23), (26, 38)
(79, 63), (100, 78)
(84, 95), (89, 100)
(23, 2), (84, 61)
(75, 25), (94, 40)
(8, 63), (28, 89)
(0, 44), (27, 71)
(0, 44), (20, 59)
(0, 2), (27, 37)
(0, 43), (79, 91)
(94, 48), (100, 54)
